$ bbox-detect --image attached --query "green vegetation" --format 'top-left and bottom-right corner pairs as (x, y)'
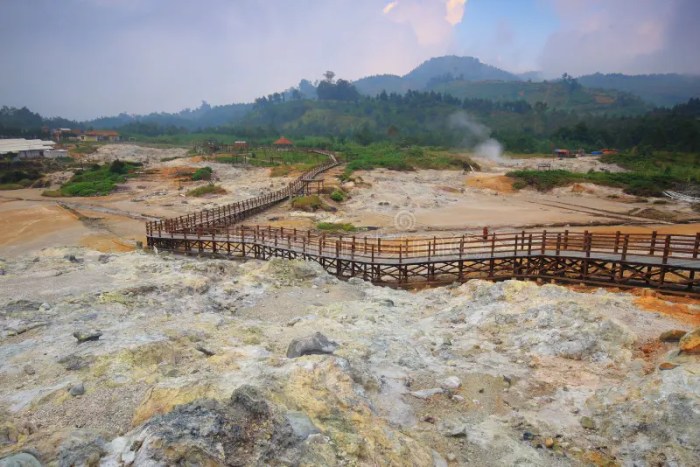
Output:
(330, 189), (345, 202)
(341, 143), (477, 178)
(43, 159), (139, 197)
(186, 184), (226, 197)
(316, 222), (357, 232)
(191, 166), (213, 181)
(291, 195), (329, 212)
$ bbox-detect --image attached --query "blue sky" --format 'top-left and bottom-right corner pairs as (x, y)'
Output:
(0, 0), (696, 120)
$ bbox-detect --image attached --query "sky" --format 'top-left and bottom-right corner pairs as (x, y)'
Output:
(0, 0), (697, 120)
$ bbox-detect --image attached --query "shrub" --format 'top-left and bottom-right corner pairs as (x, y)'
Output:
(330, 189), (345, 202)
(291, 195), (327, 212)
(317, 222), (357, 232)
(192, 167), (213, 181)
(186, 184), (226, 197)
(109, 159), (128, 174)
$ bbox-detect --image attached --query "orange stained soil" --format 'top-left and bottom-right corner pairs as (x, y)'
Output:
(0, 203), (78, 247)
(465, 174), (516, 194)
(633, 294), (700, 326)
(159, 166), (196, 179)
(79, 234), (135, 253)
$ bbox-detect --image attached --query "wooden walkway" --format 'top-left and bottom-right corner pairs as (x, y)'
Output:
(146, 151), (700, 296)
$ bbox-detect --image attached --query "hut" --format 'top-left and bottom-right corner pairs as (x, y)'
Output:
(273, 136), (293, 151)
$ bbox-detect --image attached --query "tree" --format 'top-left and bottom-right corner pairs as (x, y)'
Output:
(323, 70), (335, 83)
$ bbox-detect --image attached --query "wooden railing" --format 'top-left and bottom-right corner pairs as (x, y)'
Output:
(145, 150), (339, 235)
(151, 226), (700, 265)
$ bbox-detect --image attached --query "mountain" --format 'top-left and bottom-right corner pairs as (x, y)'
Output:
(353, 56), (519, 96)
(577, 73), (700, 107)
(429, 79), (649, 115)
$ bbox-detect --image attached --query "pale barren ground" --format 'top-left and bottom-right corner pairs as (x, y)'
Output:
(1, 145), (699, 465)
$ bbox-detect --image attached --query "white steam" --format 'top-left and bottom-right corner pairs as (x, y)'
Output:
(448, 111), (505, 163)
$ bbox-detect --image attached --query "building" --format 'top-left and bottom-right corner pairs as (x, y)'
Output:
(0, 139), (56, 159)
(273, 136), (293, 150)
(79, 130), (120, 142)
(233, 140), (248, 151)
(44, 149), (69, 159)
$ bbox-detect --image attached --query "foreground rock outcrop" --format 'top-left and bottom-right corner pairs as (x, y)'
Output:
(1, 248), (699, 465)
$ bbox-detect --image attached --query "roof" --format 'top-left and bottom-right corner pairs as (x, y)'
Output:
(273, 136), (293, 146)
(85, 130), (119, 137)
(0, 139), (55, 155)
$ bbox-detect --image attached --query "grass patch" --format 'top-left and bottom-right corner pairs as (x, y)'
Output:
(42, 160), (140, 197)
(192, 167), (213, 181)
(0, 182), (26, 190)
(316, 222), (357, 232)
(291, 195), (330, 212)
(341, 143), (479, 178)
(186, 184), (226, 197)
(330, 189), (345, 202)
(507, 169), (678, 197)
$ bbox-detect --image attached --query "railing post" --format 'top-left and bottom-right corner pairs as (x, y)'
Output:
(541, 230), (547, 254)
(585, 231), (591, 258)
(614, 231), (621, 254)
(663, 235), (671, 265)
(556, 233), (561, 256)
(694, 233), (700, 259)
(650, 231), (658, 255)
(622, 234), (629, 261)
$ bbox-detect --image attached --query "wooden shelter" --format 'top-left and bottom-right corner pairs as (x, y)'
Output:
(273, 136), (293, 150)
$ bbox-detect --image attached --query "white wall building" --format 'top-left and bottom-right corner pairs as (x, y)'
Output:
(0, 139), (57, 159)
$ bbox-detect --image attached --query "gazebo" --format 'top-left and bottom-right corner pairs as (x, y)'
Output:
(273, 136), (293, 151)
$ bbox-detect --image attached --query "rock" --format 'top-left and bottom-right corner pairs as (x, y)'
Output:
(286, 332), (338, 358)
(109, 386), (304, 466)
(69, 382), (85, 397)
(286, 317), (302, 327)
(0, 453), (42, 467)
(379, 299), (395, 307)
(544, 437), (555, 448)
(58, 354), (93, 371)
(23, 365), (35, 376)
(97, 254), (111, 264)
(285, 411), (320, 440)
(195, 344), (215, 357)
(432, 450), (448, 467)
(523, 431), (535, 441)
(444, 424), (467, 437)
(659, 361), (679, 370)
(580, 416), (596, 430)
(64, 254), (83, 264)
(73, 330), (102, 344)
(410, 388), (444, 400)
(659, 329), (688, 342)
(57, 431), (106, 467)
(679, 328), (700, 354)
(440, 376), (461, 390)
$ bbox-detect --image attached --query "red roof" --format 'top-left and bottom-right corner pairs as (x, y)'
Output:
(273, 136), (293, 146)
(86, 130), (119, 137)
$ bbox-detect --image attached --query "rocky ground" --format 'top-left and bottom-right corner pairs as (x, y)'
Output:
(1, 248), (699, 466)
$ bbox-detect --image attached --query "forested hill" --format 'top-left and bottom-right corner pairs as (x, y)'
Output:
(354, 55), (519, 96)
(577, 73), (700, 107)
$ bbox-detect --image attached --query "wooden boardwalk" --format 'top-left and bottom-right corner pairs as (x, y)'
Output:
(146, 151), (700, 296)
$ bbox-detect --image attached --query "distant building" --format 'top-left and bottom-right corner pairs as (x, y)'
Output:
(233, 140), (248, 151)
(44, 149), (69, 159)
(0, 139), (56, 159)
(79, 130), (120, 142)
(553, 149), (572, 158)
(273, 136), (293, 150)
(51, 128), (81, 142)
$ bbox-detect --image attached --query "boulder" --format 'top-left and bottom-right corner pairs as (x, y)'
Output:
(0, 453), (42, 467)
(659, 329), (688, 343)
(57, 431), (106, 467)
(440, 376), (462, 390)
(679, 328), (700, 354)
(69, 382), (85, 397)
(109, 386), (303, 466)
(286, 332), (338, 358)
(73, 330), (102, 344)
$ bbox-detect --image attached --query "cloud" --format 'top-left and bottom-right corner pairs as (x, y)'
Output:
(383, 0), (466, 45)
(445, 0), (467, 26)
(540, 0), (698, 76)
